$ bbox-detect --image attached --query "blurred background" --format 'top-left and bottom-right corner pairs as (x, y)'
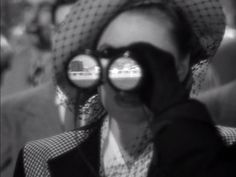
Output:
(0, 0), (236, 97)
(0, 0), (73, 96)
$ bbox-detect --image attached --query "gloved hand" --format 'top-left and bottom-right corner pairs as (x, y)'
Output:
(128, 43), (234, 177)
(127, 42), (188, 116)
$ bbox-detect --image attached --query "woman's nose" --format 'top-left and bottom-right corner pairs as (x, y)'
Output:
(100, 58), (109, 68)
(100, 58), (109, 83)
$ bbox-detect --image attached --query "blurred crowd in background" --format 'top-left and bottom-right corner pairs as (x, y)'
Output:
(1, 0), (75, 96)
(0, 0), (236, 96)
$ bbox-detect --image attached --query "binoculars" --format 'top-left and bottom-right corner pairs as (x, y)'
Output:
(67, 49), (144, 92)
(66, 43), (178, 94)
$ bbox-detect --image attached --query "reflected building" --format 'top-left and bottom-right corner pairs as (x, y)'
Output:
(69, 60), (83, 72)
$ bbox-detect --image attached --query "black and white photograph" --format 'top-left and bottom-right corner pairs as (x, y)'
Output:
(1, 0), (236, 177)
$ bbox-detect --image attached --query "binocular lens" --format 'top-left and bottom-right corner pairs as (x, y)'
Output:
(67, 54), (143, 91)
(108, 57), (142, 90)
(68, 55), (101, 88)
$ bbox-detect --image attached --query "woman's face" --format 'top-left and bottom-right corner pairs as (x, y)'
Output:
(96, 11), (189, 113)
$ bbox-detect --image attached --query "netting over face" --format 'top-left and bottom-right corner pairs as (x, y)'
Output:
(53, 0), (225, 119)
(55, 59), (211, 123)
(190, 59), (210, 97)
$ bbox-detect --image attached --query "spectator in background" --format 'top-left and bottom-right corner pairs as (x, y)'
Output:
(51, 0), (75, 25)
(222, 0), (236, 28)
(196, 0), (236, 127)
(0, 1), (84, 177)
(26, 0), (78, 86)
(0, 0), (47, 96)
(26, 2), (53, 51)
(26, 1), (54, 86)
(0, 34), (14, 85)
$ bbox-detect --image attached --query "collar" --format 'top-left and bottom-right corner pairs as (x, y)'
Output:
(48, 118), (103, 177)
(100, 116), (154, 177)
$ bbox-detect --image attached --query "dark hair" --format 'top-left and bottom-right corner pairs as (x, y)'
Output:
(51, 0), (77, 24)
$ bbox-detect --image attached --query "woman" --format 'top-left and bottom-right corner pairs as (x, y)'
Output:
(14, 0), (236, 177)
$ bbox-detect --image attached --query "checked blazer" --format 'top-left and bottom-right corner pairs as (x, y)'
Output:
(13, 100), (236, 177)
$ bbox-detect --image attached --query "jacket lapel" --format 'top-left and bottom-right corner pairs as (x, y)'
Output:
(48, 121), (102, 177)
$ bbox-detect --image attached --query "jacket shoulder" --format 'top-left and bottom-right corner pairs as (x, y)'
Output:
(22, 129), (91, 176)
(217, 126), (236, 146)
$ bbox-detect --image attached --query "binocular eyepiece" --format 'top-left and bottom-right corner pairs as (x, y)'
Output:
(67, 49), (144, 92)
(66, 43), (178, 94)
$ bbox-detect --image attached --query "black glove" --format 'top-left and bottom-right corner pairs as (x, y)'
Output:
(127, 42), (188, 116)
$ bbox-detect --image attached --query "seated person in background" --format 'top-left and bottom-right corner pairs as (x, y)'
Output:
(13, 0), (236, 177)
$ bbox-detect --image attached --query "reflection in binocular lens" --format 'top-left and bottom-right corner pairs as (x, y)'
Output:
(109, 57), (142, 90)
(67, 55), (142, 90)
(68, 55), (100, 88)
